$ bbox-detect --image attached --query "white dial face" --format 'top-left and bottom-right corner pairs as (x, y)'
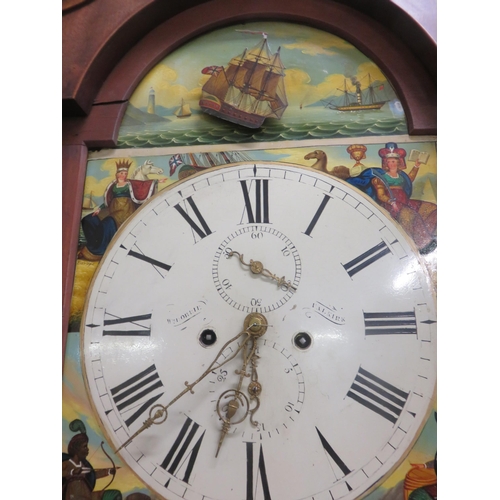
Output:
(82, 162), (436, 500)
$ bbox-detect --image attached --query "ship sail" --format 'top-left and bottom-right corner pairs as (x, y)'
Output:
(199, 32), (288, 128)
(82, 192), (97, 210)
(175, 99), (191, 118)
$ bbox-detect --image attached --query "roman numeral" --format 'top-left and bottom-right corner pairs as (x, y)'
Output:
(246, 442), (272, 500)
(110, 364), (164, 427)
(127, 248), (172, 272)
(240, 179), (270, 224)
(174, 196), (212, 241)
(304, 194), (331, 236)
(103, 312), (152, 337)
(364, 311), (417, 336)
(346, 367), (409, 424)
(316, 428), (351, 477)
(342, 241), (391, 277)
(161, 416), (205, 484)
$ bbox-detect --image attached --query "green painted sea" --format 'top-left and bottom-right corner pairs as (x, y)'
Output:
(117, 106), (408, 149)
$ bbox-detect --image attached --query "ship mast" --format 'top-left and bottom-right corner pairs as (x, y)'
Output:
(250, 46), (286, 116)
(341, 80), (350, 107)
(222, 48), (248, 107)
(366, 74), (376, 105)
(228, 48), (247, 88)
(238, 35), (268, 109)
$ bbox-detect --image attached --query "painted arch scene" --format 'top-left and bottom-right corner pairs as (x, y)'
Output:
(118, 22), (407, 148)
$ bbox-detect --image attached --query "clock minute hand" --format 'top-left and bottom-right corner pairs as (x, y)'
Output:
(115, 316), (259, 453)
(215, 313), (267, 457)
(228, 250), (297, 291)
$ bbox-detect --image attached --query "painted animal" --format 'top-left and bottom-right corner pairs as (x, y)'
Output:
(130, 160), (164, 180)
(304, 150), (350, 180)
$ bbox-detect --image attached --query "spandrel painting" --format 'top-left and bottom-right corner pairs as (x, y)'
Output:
(64, 21), (436, 500)
(118, 22), (407, 148)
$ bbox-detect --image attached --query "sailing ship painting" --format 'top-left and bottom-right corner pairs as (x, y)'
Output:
(322, 74), (388, 111)
(175, 98), (191, 118)
(199, 31), (288, 128)
(169, 150), (254, 179)
(81, 192), (97, 216)
(118, 22), (407, 147)
(79, 192), (98, 244)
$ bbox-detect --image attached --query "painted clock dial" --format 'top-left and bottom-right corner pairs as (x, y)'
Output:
(82, 162), (436, 500)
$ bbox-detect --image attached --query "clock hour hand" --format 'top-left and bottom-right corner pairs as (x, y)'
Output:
(228, 250), (297, 291)
(115, 314), (266, 453)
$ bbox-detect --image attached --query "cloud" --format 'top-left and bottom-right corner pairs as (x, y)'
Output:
(357, 61), (388, 83)
(283, 41), (338, 57)
(282, 28), (352, 56)
(284, 69), (352, 107)
(131, 64), (197, 109)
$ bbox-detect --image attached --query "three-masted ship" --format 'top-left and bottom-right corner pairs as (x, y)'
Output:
(199, 31), (288, 128)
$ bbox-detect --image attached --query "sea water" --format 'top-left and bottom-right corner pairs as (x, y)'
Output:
(116, 106), (407, 149)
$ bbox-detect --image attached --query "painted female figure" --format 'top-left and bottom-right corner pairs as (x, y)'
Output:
(372, 143), (437, 253)
(79, 159), (161, 260)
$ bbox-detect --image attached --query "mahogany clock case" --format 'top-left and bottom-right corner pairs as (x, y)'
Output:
(62, 2), (437, 500)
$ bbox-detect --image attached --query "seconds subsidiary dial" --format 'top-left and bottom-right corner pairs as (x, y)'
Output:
(213, 224), (301, 312)
(82, 162), (436, 500)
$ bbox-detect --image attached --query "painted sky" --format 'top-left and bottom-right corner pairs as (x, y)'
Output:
(129, 21), (395, 112)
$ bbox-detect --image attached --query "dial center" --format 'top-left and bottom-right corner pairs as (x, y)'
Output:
(244, 312), (268, 337)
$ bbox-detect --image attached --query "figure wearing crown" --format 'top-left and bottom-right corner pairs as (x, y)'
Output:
(372, 143), (437, 253)
(80, 159), (160, 260)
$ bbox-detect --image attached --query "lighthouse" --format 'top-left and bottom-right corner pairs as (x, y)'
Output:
(147, 87), (155, 114)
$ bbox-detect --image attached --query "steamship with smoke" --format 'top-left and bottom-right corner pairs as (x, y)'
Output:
(322, 73), (388, 111)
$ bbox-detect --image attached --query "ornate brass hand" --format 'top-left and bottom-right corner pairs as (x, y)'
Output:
(116, 313), (266, 453)
(215, 313), (267, 457)
(228, 250), (297, 291)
